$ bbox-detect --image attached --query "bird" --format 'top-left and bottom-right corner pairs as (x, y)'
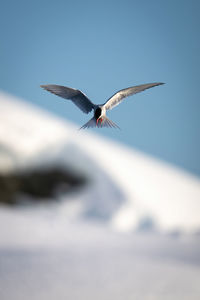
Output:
(40, 82), (164, 129)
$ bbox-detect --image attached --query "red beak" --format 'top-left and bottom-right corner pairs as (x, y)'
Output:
(97, 117), (103, 126)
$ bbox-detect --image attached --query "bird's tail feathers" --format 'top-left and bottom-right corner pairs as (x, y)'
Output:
(100, 116), (120, 129)
(79, 116), (120, 130)
(79, 117), (97, 129)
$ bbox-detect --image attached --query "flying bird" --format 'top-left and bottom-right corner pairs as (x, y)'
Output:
(40, 82), (164, 129)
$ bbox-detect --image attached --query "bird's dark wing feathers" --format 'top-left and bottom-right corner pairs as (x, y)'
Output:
(40, 84), (95, 114)
(104, 82), (164, 111)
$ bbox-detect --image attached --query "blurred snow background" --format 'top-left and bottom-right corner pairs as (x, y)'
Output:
(0, 92), (200, 300)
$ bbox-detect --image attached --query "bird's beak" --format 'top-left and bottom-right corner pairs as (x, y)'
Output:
(96, 117), (102, 125)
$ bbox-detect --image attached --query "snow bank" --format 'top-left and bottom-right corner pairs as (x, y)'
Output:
(0, 91), (200, 233)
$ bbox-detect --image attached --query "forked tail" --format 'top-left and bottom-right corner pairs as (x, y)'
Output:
(79, 116), (120, 129)
(79, 117), (97, 129)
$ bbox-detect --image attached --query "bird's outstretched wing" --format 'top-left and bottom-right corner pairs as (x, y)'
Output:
(104, 82), (164, 111)
(40, 84), (95, 114)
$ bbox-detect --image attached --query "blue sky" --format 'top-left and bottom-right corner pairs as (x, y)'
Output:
(0, 0), (200, 176)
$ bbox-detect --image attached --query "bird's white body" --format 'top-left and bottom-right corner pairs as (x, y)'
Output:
(41, 82), (164, 129)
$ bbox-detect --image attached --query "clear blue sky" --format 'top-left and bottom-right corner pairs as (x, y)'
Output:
(0, 0), (200, 176)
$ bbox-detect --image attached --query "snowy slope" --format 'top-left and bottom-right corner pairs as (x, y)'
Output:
(0, 91), (200, 234)
(1, 91), (200, 300)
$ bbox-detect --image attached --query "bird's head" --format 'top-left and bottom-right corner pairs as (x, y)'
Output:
(95, 107), (102, 125)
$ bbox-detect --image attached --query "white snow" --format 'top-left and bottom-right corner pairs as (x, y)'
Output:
(0, 91), (200, 233)
(0, 91), (200, 300)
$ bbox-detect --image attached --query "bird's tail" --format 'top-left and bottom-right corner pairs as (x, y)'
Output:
(79, 116), (120, 129)
(79, 117), (97, 129)
(99, 116), (120, 129)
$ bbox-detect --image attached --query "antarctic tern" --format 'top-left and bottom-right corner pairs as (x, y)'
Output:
(41, 82), (164, 129)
